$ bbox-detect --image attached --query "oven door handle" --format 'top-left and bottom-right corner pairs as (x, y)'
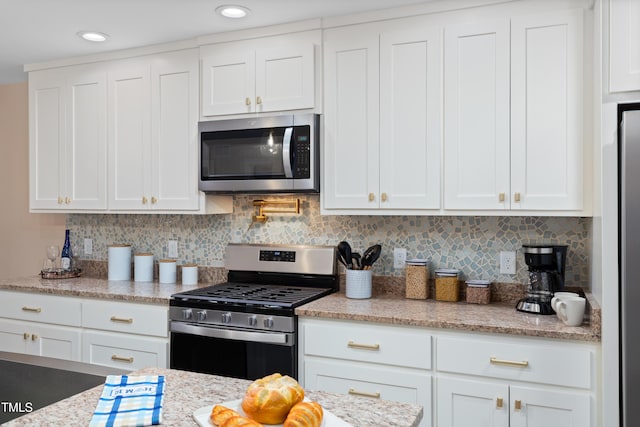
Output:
(170, 322), (294, 346)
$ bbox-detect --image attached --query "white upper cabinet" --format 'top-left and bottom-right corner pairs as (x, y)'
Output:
(323, 19), (442, 213)
(29, 64), (107, 211)
(511, 9), (584, 211)
(443, 21), (510, 210)
(108, 50), (202, 211)
(609, 0), (640, 92)
(201, 34), (315, 116)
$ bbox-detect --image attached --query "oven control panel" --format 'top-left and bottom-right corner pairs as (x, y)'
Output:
(259, 250), (296, 262)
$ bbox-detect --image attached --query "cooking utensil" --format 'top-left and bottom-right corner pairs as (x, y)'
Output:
(351, 252), (362, 269)
(336, 251), (349, 269)
(361, 244), (382, 269)
(337, 241), (353, 269)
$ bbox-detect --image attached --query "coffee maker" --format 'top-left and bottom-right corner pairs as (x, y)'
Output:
(516, 244), (568, 314)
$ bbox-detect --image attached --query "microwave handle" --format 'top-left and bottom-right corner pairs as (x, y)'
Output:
(282, 127), (294, 178)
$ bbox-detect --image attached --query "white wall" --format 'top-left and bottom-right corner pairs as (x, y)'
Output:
(0, 82), (66, 279)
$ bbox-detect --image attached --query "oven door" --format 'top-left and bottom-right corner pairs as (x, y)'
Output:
(169, 322), (297, 380)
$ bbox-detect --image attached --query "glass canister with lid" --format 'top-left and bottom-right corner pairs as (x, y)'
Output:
(405, 259), (429, 299)
(465, 279), (492, 304)
(435, 268), (460, 302)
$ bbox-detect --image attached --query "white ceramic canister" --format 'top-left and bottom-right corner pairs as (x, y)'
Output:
(108, 244), (132, 281)
(159, 259), (177, 284)
(181, 263), (198, 285)
(134, 253), (154, 282)
(346, 269), (372, 299)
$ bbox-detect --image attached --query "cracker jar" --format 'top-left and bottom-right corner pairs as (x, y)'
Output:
(435, 269), (460, 302)
(405, 259), (429, 299)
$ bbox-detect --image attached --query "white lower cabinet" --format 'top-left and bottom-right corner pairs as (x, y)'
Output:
(299, 317), (597, 427)
(0, 290), (169, 369)
(299, 318), (433, 427)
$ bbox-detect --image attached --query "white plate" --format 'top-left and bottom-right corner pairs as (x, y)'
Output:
(193, 398), (352, 427)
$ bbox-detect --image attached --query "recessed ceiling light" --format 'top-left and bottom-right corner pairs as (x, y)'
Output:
(215, 5), (250, 18)
(77, 31), (110, 43)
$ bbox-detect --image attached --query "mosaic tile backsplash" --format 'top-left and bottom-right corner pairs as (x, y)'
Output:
(67, 195), (592, 288)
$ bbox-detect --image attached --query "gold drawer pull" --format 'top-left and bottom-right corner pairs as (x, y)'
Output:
(348, 388), (380, 399)
(514, 400), (522, 411)
(490, 357), (529, 368)
(496, 397), (503, 408)
(22, 306), (42, 313)
(347, 340), (380, 351)
(110, 316), (133, 324)
(111, 355), (134, 363)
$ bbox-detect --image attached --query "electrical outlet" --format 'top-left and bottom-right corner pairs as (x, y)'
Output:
(84, 238), (93, 255)
(500, 251), (516, 275)
(168, 240), (178, 258)
(393, 248), (407, 269)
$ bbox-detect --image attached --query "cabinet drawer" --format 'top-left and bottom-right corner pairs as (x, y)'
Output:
(82, 300), (168, 337)
(304, 358), (431, 426)
(0, 291), (81, 326)
(82, 330), (168, 370)
(436, 336), (592, 389)
(302, 318), (431, 370)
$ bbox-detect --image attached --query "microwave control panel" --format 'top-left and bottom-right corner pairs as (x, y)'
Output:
(293, 128), (311, 178)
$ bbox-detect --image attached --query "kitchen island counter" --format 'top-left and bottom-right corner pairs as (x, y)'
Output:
(3, 367), (423, 427)
(296, 291), (601, 342)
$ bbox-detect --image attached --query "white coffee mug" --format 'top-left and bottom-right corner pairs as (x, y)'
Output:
(551, 292), (580, 312)
(556, 296), (586, 326)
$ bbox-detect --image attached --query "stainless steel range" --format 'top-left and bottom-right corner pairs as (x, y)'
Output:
(169, 243), (338, 380)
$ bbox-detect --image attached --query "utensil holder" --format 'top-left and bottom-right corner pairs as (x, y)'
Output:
(346, 269), (372, 299)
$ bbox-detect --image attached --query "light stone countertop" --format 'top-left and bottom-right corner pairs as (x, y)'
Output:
(3, 367), (422, 427)
(0, 276), (600, 342)
(295, 292), (601, 342)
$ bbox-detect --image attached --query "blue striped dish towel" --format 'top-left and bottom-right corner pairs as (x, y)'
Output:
(89, 375), (165, 427)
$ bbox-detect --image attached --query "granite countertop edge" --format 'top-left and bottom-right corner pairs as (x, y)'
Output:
(0, 276), (601, 342)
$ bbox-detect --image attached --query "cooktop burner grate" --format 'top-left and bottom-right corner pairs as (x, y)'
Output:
(174, 282), (332, 308)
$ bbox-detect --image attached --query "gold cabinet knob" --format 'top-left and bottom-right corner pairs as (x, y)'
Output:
(65, 197), (71, 204)
(514, 400), (522, 411)
(58, 197), (64, 204)
(151, 196), (157, 204)
(368, 193), (375, 202)
(31, 334), (38, 341)
(23, 332), (30, 340)
(496, 397), (503, 408)
(142, 196), (148, 204)
(245, 97), (251, 106)
(256, 96), (263, 105)
(514, 192), (521, 202)
(381, 192), (388, 202)
(499, 192), (505, 202)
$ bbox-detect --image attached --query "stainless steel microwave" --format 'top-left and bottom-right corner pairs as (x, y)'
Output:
(198, 114), (320, 193)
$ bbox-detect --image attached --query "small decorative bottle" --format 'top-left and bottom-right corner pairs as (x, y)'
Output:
(61, 229), (72, 271)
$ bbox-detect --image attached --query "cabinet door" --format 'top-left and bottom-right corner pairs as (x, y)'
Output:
(323, 25), (380, 209)
(201, 48), (255, 116)
(443, 21), (510, 210)
(66, 65), (107, 210)
(29, 69), (66, 210)
(0, 319), (30, 354)
(28, 322), (81, 361)
(108, 59), (151, 210)
(509, 385), (590, 427)
(609, 0), (640, 92)
(255, 42), (315, 113)
(379, 25), (441, 210)
(511, 9), (583, 211)
(437, 377), (509, 427)
(150, 49), (200, 210)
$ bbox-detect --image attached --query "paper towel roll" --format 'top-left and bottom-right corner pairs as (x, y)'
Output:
(159, 259), (177, 284)
(108, 244), (132, 281)
(134, 253), (154, 282)
(181, 264), (198, 285)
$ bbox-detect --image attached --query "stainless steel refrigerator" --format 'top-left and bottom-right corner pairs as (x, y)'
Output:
(619, 102), (640, 426)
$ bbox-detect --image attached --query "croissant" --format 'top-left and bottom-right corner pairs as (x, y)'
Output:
(283, 401), (323, 427)
(209, 405), (264, 427)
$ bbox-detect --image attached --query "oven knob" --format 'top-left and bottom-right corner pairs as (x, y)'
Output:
(248, 315), (257, 326)
(197, 310), (207, 321)
(182, 309), (193, 320)
(221, 312), (232, 324)
(264, 317), (274, 328)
